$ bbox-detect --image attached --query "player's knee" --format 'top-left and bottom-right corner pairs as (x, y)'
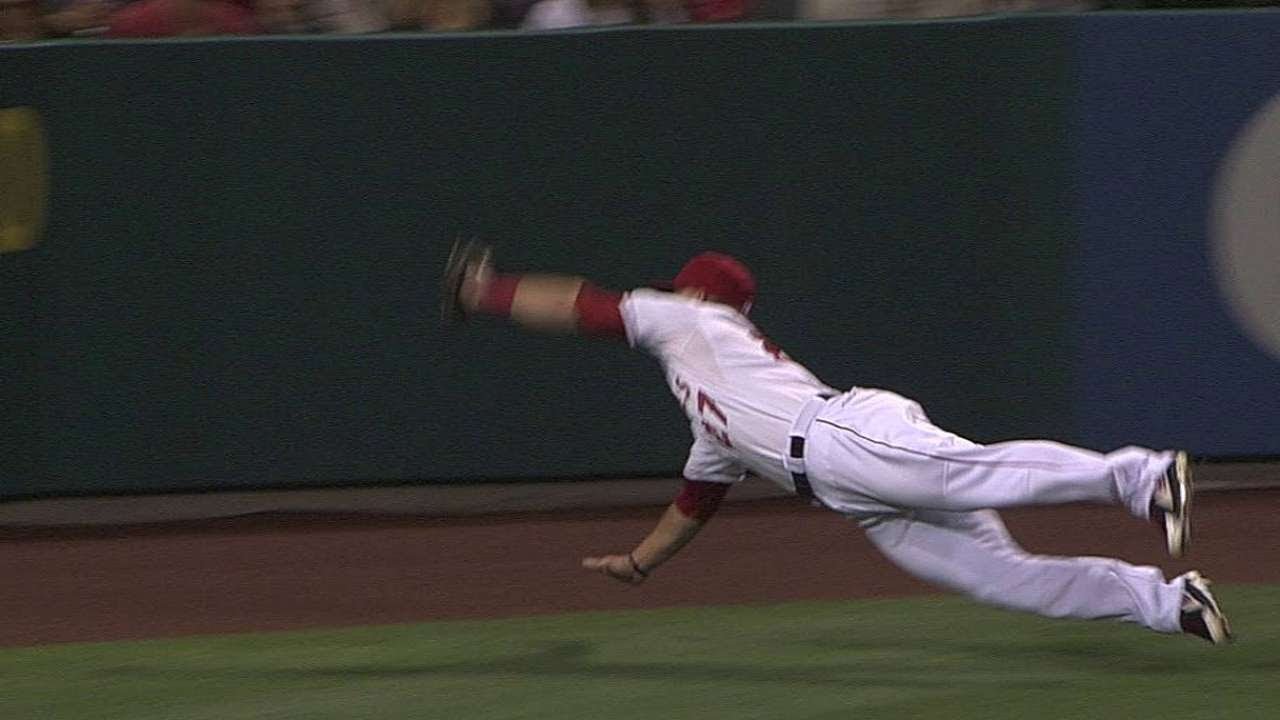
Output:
(966, 582), (1008, 606)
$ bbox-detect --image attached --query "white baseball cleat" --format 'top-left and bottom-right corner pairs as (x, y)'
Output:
(1152, 450), (1192, 558)
(1180, 571), (1233, 645)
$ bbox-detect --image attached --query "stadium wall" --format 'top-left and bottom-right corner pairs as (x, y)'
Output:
(1, 13), (1277, 499)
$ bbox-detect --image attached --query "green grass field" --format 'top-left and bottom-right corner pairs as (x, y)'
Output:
(4, 585), (1276, 720)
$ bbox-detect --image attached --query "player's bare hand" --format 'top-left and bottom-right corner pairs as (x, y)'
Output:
(582, 554), (647, 585)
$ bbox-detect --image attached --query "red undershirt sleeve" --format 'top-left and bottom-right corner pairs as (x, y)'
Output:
(574, 283), (626, 338)
(674, 478), (731, 522)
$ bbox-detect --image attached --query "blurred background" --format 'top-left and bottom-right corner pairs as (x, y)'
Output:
(1, 0), (1275, 42)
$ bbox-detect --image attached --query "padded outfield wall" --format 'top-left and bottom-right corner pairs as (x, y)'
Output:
(1, 13), (1278, 498)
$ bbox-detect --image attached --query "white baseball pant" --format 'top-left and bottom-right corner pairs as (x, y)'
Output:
(796, 389), (1185, 632)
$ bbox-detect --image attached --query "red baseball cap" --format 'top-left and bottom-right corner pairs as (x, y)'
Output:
(670, 251), (757, 313)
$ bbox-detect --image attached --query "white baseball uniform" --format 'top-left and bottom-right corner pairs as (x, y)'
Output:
(619, 289), (1187, 634)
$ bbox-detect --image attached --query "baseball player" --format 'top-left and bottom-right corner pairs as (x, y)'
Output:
(442, 242), (1233, 644)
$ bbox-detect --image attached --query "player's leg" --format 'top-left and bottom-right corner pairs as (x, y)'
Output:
(806, 390), (1179, 524)
(861, 509), (1201, 635)
(929, 440), (1170, 520)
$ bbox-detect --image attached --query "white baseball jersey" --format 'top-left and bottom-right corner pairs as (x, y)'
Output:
(619, 289), (838, 489)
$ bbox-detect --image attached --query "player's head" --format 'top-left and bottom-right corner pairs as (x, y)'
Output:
(671, 252), (756, 314)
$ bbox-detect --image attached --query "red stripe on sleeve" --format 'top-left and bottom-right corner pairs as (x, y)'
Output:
(674, 479), (730, 522)
(477, 274), (521, 316)
(574, 283), (626, 338)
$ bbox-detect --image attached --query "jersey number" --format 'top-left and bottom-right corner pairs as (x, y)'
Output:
(676, 376), (732, 449)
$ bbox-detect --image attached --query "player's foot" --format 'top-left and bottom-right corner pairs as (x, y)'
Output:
(1179, 571), (1233, 645)
(1151, 450), (1191, 558)
(440, 238), (492, 323)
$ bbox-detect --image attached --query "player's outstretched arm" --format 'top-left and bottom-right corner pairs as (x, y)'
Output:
(582, 480), (730, 585)
(451, 245), (624, 337)
(470, 273), (587, 334)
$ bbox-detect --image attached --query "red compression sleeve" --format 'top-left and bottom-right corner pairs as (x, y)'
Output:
(674, 479), (731, 522)
(476, 274), (521, 316)
(574, 283), (626, 338)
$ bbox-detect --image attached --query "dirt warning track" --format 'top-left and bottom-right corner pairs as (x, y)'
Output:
(1, 490), (1275, 647)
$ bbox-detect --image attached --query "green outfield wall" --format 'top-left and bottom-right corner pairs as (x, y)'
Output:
(0, 20), (1109, 497)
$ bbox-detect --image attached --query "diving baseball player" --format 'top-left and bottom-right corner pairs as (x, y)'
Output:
(442, 243), (1233, 644)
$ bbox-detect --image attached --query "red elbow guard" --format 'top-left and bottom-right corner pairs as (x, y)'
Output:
(574, 283), (626, 338)
(674, 479), (730, 521)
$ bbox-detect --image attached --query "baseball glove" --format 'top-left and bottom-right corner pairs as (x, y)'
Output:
(440, 238), (492, 323)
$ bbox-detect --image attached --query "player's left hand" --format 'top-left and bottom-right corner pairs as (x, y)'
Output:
(582, 555), (646, 585)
